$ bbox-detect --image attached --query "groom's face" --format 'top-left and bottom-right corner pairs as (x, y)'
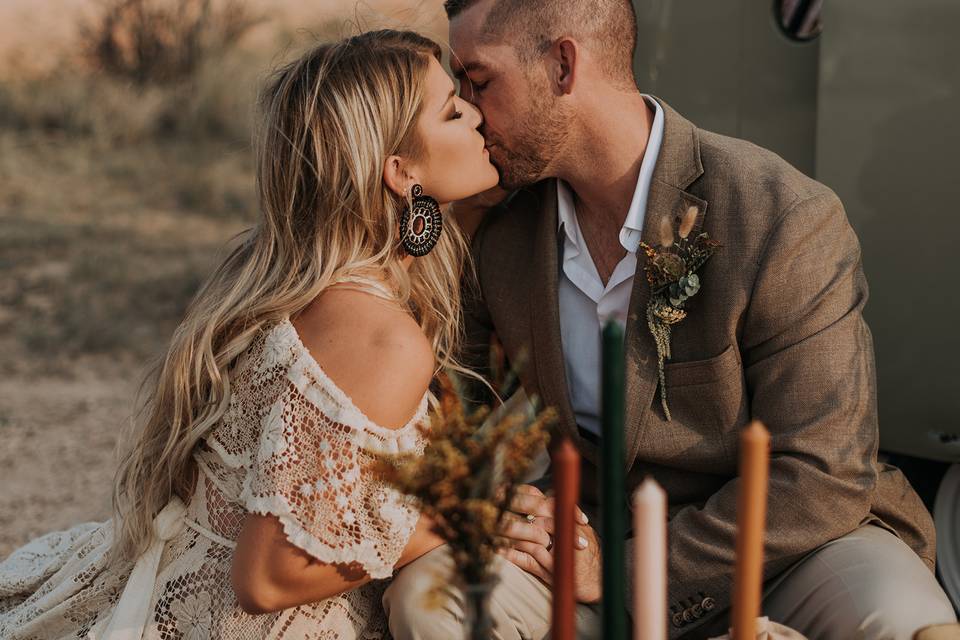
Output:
(450, 7), (570, 190)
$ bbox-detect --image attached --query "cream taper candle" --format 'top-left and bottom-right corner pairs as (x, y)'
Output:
(633, 477), (667, 640)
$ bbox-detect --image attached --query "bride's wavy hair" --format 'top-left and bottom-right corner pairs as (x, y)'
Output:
(110, 29), (471, 563)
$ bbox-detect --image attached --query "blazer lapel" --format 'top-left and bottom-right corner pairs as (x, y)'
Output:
(527, 181), (601, 466)
(522, 98), (709, 472)
(622, 98), (709, 471)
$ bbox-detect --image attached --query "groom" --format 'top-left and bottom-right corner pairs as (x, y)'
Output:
(384, 0), (956, 638)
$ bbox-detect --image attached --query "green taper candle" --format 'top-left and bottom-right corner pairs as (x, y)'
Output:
(601, 321), (627, 640)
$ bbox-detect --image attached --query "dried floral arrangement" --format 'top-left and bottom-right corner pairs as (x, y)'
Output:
(377, 370), (556, 587)
(639, 205), (722, 421)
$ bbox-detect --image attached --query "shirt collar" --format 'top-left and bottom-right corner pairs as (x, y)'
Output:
(557, 175), (579, 249)
(556, 94), (665, 254)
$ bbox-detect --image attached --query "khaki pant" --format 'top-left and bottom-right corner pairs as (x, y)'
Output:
(383, 525), (956, 640)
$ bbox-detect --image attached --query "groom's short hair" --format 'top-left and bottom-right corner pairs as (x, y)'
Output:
(445, 0), (638, 88)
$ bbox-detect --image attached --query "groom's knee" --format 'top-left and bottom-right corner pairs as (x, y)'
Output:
(764, 526), (956, 639)
(383, 546), (465, 640)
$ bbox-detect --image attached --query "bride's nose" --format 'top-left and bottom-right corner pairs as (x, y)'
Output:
(465, 100), (484, 129)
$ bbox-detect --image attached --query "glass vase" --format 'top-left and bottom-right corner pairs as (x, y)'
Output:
(463, 575), (500, 640)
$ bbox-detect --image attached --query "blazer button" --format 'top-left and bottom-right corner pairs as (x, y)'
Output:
(692, 603), (704, 618)
(702, 596), (716, 611)
(682, 608), (694, 623)
(672, 612), (685, 628)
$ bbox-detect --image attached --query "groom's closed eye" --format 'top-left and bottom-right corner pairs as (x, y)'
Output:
(452, 62), (493, 101)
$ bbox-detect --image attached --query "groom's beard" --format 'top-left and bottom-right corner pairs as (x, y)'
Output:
(488, 95), (570, 190)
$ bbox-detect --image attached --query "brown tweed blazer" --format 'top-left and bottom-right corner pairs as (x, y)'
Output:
(462, 97), (936, 637)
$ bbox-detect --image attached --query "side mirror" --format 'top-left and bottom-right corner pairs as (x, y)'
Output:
(774, 0), (824, 42)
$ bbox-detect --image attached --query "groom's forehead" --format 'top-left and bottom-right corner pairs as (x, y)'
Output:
(450, 43), (515, 79)
(449, 1), (508, 69)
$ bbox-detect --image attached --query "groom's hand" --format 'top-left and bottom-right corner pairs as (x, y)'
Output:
(498, 485), (603, 604)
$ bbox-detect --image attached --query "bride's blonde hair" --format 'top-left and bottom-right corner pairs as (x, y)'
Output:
(111, 30), (470, 562)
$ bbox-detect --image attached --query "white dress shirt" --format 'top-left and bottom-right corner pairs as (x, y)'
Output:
(557, 95), (664, 437)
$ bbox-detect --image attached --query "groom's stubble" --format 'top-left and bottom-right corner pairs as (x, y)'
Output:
(486, 71), (572, 191)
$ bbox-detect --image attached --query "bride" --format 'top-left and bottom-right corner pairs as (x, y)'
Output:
(0, 29), (499, 639)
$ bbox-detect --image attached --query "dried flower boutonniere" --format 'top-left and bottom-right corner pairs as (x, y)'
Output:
(639, 205), (722, 421)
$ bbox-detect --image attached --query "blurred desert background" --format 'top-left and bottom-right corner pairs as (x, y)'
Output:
(0, 0), (448, 556)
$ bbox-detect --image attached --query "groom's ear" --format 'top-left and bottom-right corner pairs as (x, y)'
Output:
(548, 38), (578, 96)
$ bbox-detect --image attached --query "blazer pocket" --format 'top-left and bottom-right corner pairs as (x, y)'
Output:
(661, 345), (747, 461)
(663, 344), (741, 388)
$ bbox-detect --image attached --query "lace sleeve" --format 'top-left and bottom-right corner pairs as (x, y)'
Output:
(236, 325), (428, 580)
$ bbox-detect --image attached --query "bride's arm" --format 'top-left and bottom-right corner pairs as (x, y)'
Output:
(232, 512), (443, 614)
(232, 290), (444, 614)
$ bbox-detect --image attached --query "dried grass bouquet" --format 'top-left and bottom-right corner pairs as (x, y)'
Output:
(377, 371), (556, 586)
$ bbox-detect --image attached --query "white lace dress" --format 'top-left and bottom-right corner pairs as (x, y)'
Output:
(0, 318), (430, 639)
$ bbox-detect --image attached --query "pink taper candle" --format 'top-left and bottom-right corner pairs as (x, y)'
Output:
(732, 421), (771, 640)
(633, 477), (667, 640)
(552, 437), (580, 640)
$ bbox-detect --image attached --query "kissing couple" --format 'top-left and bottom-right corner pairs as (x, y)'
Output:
(1, 1), (952, 639)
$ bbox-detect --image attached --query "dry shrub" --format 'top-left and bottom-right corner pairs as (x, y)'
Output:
(0, 5), (348, 144)
(0, 0), (267, 144)
(81, 0), (264, 86)
(0, 49), (259, 144)
(0, 73), (171, 142)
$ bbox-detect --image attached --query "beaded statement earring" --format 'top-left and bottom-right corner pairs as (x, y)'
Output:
(400, 184), (443, 257)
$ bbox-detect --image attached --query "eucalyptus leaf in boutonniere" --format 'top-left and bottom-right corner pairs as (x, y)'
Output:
(639, 206), (722, 421)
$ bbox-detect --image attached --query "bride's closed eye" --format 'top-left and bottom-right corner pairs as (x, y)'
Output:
(449, 97), (464, 120)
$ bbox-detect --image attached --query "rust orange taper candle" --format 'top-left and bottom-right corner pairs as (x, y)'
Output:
(732, 420), (771, 640)
(552, 437), (580, 640)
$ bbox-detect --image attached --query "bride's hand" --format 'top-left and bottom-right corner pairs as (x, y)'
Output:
(497, 484), (602, 603)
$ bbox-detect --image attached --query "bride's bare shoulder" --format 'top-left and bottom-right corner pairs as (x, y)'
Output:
(291, 288), (435, 429)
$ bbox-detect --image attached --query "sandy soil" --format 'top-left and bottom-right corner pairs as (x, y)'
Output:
(0, 364), (140, 557)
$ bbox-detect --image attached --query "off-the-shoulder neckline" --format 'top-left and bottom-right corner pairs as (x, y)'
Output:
(274, 317), (430, 436)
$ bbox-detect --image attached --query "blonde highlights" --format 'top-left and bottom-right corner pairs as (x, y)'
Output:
(110, 30), (471, 563)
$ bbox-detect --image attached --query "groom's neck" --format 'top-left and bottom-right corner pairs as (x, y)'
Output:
(556, 90), (654, 231)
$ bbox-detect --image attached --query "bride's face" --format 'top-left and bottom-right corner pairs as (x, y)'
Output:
(406, 57), (500, 205)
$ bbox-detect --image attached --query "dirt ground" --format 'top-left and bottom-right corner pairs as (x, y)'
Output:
(0, 364), (138, 557)
(0, 135), (251, 555)
(0, 132), (253, 555)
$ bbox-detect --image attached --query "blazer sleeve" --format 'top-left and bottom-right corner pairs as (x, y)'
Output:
(648, 189), (881, 635)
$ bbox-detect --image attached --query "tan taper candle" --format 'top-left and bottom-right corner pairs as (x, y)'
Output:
(633, 477), (667, 640)
(732, 420), (771, 640)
